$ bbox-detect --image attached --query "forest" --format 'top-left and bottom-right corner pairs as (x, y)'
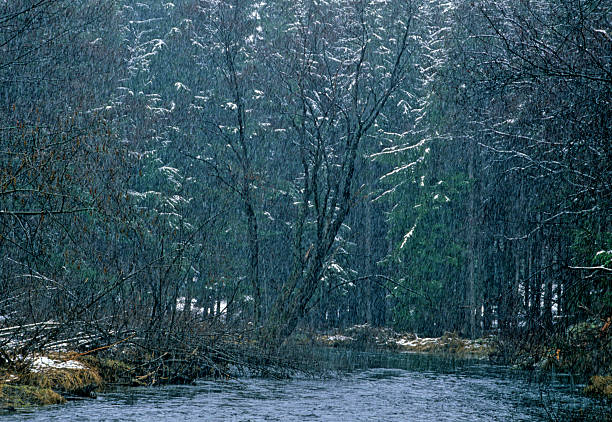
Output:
(0, 0), (610, 393)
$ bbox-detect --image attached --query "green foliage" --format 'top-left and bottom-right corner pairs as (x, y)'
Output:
(380, 149), (473, 335)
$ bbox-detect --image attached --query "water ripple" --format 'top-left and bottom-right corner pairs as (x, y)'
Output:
(1, 353), (603, 422)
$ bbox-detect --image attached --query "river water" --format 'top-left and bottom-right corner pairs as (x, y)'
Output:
(2, 350), (605, 421)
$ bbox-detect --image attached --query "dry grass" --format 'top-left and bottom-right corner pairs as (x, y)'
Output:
(20, 353), (103, 397)
(315, 325), (496, 358)
(584, 375), (612, 400)
(0, 351), (134, 408)
(0, 384), (65, 408)
(78, 355), (134, 385)
(23, 368), (101, 395)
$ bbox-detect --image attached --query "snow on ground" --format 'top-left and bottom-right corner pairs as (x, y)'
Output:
(29, 356), (85, 372)
(315, 325), (494, 358)
(324, 335), (354, 342)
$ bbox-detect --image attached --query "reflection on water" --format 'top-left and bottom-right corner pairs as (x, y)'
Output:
(2, 350), (606, 421)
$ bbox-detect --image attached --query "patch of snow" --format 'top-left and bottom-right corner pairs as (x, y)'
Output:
(396, 337), (439, 347)
(369, 138), (426, 158)
(325, 335), (354, 342)
(175, 82), (190, 91)
(176, 296), (186, 311)
(395, 338), (416, 347)
(329, 263), (344, 273)
(30, 356), (85, 372)
(379, 160), (421, 181)
(399, 222), (417, 249)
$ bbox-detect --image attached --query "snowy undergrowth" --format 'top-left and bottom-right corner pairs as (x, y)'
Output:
(316, 324), (495, 358)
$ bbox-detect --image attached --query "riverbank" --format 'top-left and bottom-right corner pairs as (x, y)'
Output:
(309, 322), (611, 403)
(310, 324), (495, 359)
(498, 318), (612, 401)
(1, 327), (492, 410)
(6, 352), (607, 422)
(0, 353), (133, 409)
(2, 320), (609, 410)
(0, 335), (297, 410)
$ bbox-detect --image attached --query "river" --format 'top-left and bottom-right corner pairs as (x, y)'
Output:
(2, 350), (605, 421)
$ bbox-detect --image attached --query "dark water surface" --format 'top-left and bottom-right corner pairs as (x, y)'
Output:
(2, 351), (605, 421)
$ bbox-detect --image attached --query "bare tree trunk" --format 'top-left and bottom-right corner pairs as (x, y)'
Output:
(466, 139), (476, 339)
(542, 238), (553, 329)
(365, 199), (373, 325)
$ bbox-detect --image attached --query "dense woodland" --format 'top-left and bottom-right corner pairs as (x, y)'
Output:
(0, 0), (610, 359)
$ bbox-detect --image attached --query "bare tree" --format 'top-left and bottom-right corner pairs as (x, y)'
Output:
(251, 0), (420, 347)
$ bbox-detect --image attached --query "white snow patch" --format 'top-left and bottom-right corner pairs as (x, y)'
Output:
(379, 160), (421, 181)
(325, 335), (354, 342)
(396, 337), (439, 347)
(329, 263), (344, 273)
(369, 139), (426, 158)
(175, 82), (190, 91)
(30, 356), (85, 372)
(399, 222), (417, 249)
